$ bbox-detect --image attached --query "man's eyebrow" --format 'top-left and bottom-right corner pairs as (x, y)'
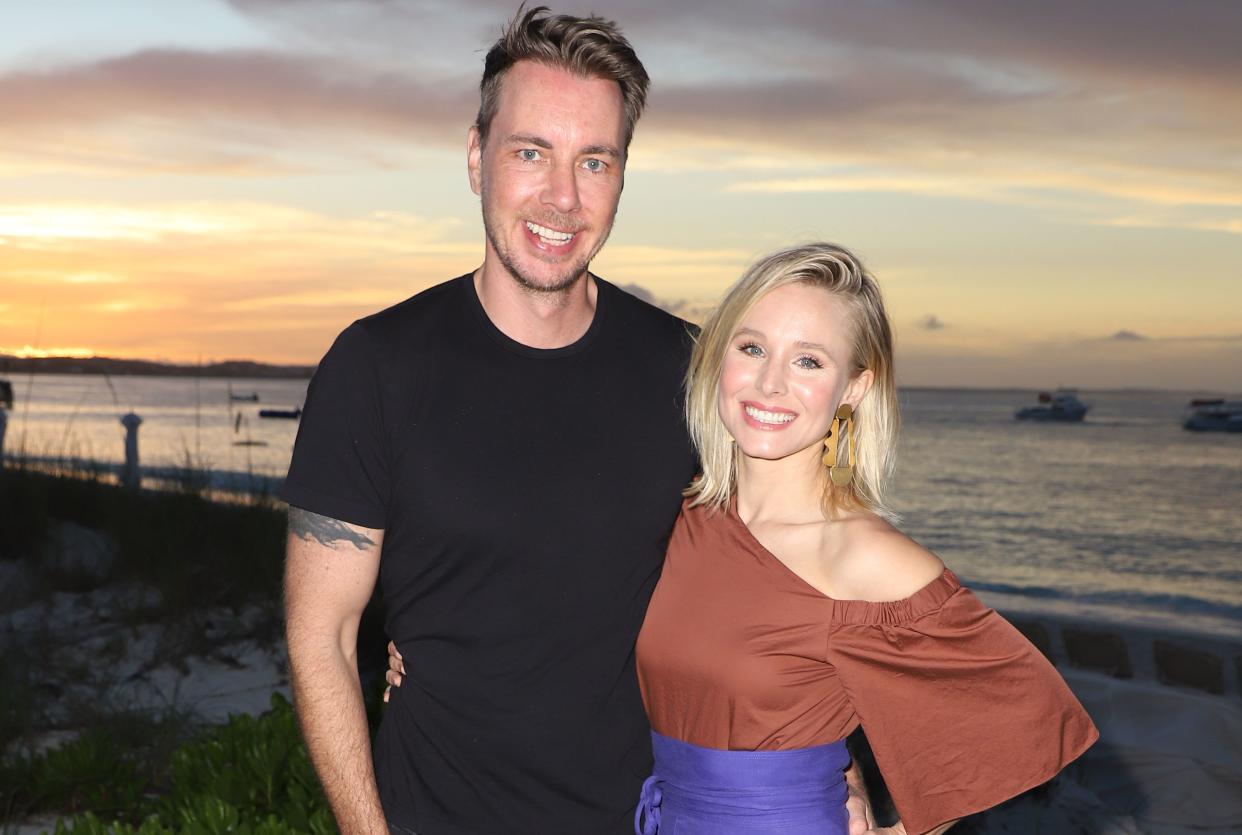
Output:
(580, 144), (621, 159)
(503, 134), (621, 159)
(505, 133), (553, 150)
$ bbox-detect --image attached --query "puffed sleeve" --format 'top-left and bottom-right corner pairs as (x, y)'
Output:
(825, 571), (1098, 835)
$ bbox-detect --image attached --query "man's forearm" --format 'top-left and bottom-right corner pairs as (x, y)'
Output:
(289, 633), (386, 835)
(284, 509), (386, 835)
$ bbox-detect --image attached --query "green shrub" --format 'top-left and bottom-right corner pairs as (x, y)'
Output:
(157, 694), (328, 830)
(1, 728), (147, 822)
(15, 695), (333, 835)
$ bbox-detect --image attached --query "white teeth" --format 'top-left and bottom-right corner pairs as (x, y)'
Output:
(526, 221), (574, 242)
(745, 406), (795, 424)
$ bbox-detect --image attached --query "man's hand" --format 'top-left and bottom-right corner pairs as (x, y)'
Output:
(285, 507), (386, 835)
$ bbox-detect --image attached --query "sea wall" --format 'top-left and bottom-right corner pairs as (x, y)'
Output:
(1003, 610), (1242, 699)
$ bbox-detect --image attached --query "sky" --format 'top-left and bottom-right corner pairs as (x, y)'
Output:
(0, 0), (1239, 389)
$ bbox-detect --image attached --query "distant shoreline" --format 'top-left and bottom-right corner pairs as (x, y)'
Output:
(0, 355), (314, 379)
(0, 356), (1231, 395)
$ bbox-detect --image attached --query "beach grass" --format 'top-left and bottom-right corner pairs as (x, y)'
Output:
(0, 464), (285, 614)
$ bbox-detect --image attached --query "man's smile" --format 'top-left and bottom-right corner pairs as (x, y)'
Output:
(525, 220), (577, 250)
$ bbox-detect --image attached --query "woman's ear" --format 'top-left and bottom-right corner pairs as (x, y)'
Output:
(843, 368), (875, 409)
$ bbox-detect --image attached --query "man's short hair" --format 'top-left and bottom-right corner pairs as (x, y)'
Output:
(476, 5), (650, 149)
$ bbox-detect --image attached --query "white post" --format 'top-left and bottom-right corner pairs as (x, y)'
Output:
(120, 411), (143, 489)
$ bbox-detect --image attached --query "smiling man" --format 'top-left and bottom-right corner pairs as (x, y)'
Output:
(279, 8), (862, 835)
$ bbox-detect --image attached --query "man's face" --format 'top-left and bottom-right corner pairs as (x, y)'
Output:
(469, 61), (627, 294)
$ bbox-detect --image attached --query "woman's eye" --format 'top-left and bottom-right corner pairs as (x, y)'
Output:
(796, 356), (823, 370)
(739, 343), (763, 357)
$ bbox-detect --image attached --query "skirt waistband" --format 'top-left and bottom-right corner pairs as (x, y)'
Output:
(635, 731), (850, 835)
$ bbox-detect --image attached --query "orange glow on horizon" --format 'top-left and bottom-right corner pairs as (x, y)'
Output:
(1, 345), (97, 359)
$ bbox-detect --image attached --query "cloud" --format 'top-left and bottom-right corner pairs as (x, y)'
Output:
(0, 48), (474, 173)
(1109, 329), (1147, 341)
(918, 315), (947, 331)
(0, 0), (1237, 225)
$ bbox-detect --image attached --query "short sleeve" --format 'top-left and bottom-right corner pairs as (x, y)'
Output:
(826, 584), (1098, 835)
(279, 322), (390, 529)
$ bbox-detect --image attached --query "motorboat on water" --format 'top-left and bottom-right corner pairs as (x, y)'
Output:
(226, 383), (260, 403)
(1183, 399), (1242, 432)
(1015, 389), (1088, 422)
(258, 407), (302, 420)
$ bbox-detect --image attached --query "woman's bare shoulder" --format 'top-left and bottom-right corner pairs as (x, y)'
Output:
(828, 513), (945, 603)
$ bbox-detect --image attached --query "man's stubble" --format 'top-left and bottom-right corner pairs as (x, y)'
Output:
(479, 179), (615, 299)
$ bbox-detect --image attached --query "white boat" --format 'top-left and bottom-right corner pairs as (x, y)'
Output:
(1015, 389), (1089, 422)
(1183, 399), (1242, 433)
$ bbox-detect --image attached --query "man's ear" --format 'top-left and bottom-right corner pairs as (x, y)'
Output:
(467, 126), (483, 196)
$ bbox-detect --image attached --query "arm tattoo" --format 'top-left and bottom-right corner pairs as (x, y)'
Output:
(289, 507), (376, 550)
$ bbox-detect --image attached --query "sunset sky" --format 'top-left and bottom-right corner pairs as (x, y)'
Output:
(1, 0), (1239, 389)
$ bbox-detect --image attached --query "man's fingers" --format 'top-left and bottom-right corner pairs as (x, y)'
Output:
(387, 639), (403, 660)
(383, 685), (391, 703)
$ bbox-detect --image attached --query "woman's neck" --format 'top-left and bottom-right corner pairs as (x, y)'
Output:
(735, 445), (825, 525)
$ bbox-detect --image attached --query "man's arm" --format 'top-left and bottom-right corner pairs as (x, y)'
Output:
(285, 506), (386, 835)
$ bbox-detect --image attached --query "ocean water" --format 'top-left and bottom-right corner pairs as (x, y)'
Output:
(2, 373), (306, 478)
(3, 375), (1240, 635)
(896, 388), (1242, 637)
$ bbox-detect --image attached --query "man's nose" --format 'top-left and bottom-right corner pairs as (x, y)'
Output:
(542, 161), (581, 214)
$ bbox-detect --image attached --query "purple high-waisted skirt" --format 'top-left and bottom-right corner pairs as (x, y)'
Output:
(635, 731), (850, 834)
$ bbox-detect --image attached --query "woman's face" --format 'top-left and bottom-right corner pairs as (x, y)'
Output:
(717, 283), (869, 465)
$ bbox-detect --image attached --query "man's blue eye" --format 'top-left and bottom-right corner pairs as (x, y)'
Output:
(520, 149), (540, 161)
(584, 159), (605, 172)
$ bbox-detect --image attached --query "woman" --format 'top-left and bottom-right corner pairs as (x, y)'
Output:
(391, 243), (1097, 834)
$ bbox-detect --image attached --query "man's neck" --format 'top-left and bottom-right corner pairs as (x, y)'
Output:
(473, 266), (599, 349)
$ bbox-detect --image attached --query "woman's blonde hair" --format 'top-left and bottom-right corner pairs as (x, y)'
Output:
(684, 242), (900, 520)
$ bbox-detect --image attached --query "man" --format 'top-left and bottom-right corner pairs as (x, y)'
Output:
(282, 7), (872, 834)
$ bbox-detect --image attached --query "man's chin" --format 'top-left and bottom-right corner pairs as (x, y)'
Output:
(504, 258), (590, 295)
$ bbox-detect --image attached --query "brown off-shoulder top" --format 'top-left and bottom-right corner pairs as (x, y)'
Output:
(636, 499), (1098, 835)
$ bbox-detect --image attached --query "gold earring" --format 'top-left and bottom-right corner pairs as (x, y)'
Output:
(823, 404), (855, 486)
(821, 426), (837, 468)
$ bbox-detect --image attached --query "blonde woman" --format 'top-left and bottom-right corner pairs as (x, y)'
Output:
(390, 243), (1096, 834)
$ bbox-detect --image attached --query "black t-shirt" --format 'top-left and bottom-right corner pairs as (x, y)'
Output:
(281, 274), (698, 835)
